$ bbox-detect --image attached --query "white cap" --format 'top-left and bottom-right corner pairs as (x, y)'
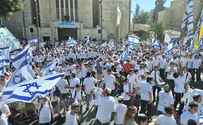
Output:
(106, 88), (112, 95)
(117, 96), (124, 101)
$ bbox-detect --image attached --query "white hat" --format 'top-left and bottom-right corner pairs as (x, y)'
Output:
(117, 96), (124, 101)
(106, 88), (112, 95)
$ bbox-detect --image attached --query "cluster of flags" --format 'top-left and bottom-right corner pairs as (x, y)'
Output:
(0, 37), (63, 105)
(67, 37), (77, 47)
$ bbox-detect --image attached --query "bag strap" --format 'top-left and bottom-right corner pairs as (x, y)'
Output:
(185, 72), (189, 82)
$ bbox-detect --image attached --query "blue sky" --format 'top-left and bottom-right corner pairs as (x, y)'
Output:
(131, 0), (173, 21)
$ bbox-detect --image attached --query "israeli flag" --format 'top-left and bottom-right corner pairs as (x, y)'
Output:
(12, 45), (33, 69)
(166, 43), (174, 54)
(6, 61), (36, 87)
(198, 36), (203, 47)
(152, 36), (160, 48)
(128, 35), (140, 45)
(108, 40), (115, 50)
(67, 38), (77, 47)
(28, 38), (38, 46)
(0, 46), (10, 66)
(147, 39), (151, 46)
(41, 58), (59, 76)
(164, 32), (171, 44)
(1, 73), (64, 104)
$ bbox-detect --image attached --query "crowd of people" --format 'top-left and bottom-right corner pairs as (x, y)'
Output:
(0, 39), (203, 125)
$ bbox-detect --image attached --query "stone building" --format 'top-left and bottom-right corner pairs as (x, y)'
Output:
(3, 0), (130, 41)
(158, 0), (201, 31)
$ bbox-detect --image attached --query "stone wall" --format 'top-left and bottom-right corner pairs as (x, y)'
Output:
(78, 0), (93, 29)
(3, 0), (33, 39)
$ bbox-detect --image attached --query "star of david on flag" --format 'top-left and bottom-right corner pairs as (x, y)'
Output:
(1, 73), (64, 104)
(12, 45), (33, 69)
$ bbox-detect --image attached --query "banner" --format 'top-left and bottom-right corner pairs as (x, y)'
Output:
(0, 25), (21, 52)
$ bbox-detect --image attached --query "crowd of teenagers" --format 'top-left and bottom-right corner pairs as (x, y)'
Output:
(1, 39), (203, 125)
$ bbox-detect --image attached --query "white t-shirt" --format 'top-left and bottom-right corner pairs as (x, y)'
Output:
(91, 96), (115, 124)
(174, 76), (185, 93)
(56, 79), (68, 94)
(187, 58), (193, 69)
(180, 110), (198, 125)
(127, 74), (137, 92)
(0, 104), (10, 115)
(155, 115), (177, 125)
(69, 78), (80, 92)
(0, 114), (7, 125)
(122, 84), (130, 101)
(72, 90), (85, 101)
(140, 82), (152, 101)
(65, 111), (78, 125)
(157, 92), (174, 112)
(84, 77), (97, 94)
(114, 104), (127, 124)
(39, 101), (53, 124)
(104, 74), (116, 90)
(166, 67), (177, 80)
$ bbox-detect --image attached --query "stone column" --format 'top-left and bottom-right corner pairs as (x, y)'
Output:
(73, 0), (76, 21)
(68, 0), (71, 21)
(64, 0), (66, 16)
(59, 0), (62, 21)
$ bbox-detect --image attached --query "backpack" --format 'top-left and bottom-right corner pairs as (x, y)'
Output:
(54, 87), (61, 97)
(39, 101), (51, 112)
(74, 90), (83, 100)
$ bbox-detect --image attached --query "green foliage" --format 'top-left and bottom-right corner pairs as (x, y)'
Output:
(149, 21), (168, 42)
(132, 4), (149, 24)
(0, 0), (24, 20)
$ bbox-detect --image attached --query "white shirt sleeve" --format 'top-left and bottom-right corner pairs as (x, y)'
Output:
(91, 99), (103, 106)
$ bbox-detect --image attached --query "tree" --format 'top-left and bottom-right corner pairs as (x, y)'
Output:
(132, 4), (149, 24)
(153, 0), (167, 21)
(0, 0), (23, 20)
(149, 21), (168, 42)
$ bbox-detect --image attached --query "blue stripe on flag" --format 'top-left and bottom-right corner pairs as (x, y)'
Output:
(0, 46), (9, 49)
(8, 89), (51, 101)
(45, 74), (64, 80)
(12, 47), (29, 63)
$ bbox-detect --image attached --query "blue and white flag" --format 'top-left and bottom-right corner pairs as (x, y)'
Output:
(164, 32), (171, 44)
(128, 35), (140, 45)
(28, 38), (38, 46)
(147, 39), (151, 46)
(108, 40), (115, 50)
(41, 58), (59, 76)
(0, 46), (10, 66)
(67, 38), (77, 47)
(152, 36), (160, 48)
(166, 43), (174, 54)
(1, 73), (64, 104)
(12, 45), (33, 69)
(6, 61), (36, 87)
(0, 26), (21, 52)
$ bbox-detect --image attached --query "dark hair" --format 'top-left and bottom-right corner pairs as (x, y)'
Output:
(71, 103), (80, 110)
(76, 84), (81, 88)
(189, 101), (198, 109)
(72, 73), (76, 78)
(173, 73), (179, 78)
(137, 114), (148, 124)
(147, 77), (153, 83)
(0, 110), (2, 115)
(41, 97), (47, 102)
(164, 106), (173, 115)
(86, 72), (91, 77)
(187, 119), (197, 125)
(193, 94), (201, 101)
